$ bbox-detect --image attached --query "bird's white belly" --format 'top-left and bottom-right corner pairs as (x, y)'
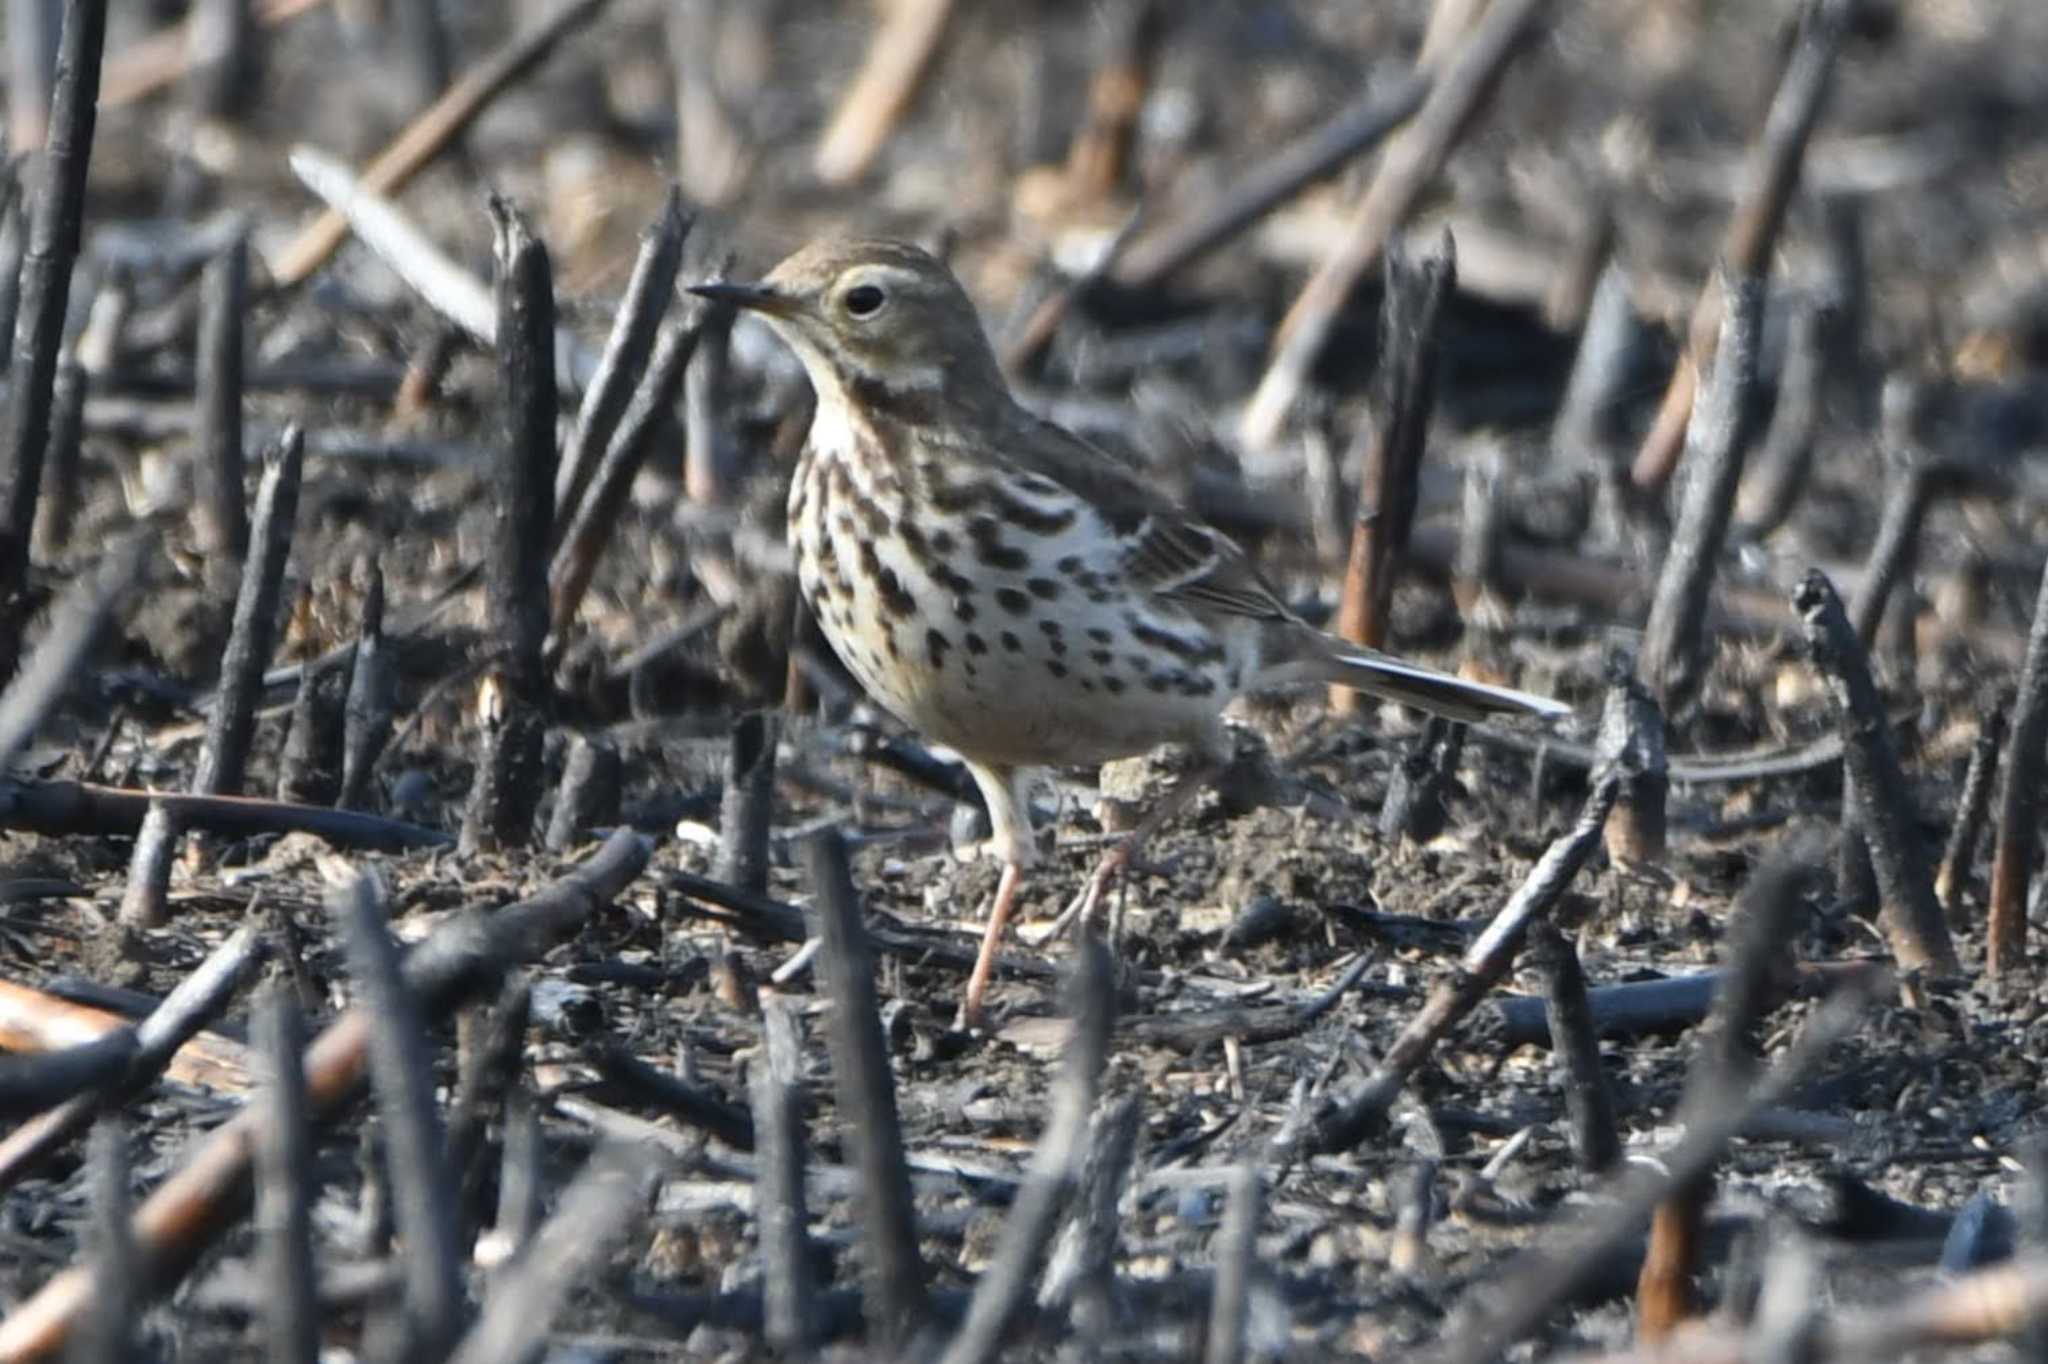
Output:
(792, 453), (1237, 768)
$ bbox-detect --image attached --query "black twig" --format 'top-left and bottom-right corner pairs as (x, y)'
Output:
(1640, 268), (1766, 711)
(0, 919), (264, 1189)
(447, 1142), (662, 1364)
(0, 530), (146, 774)
(1935, 697), (2008, 922)
(1596, 655), (1667, 868)
(549, 309), (703, 638)
(449, 977), (532, 1252)
(1550, 260), (1644, 473)
(940, 937), (1116, 1364)
(28, 357), (83, 557)
(1530, 921), (1619, 1174)
(684, 291), (735, 504)
(544, 733), (620, 851)
(1793, 570), (1957, 974)
(1039, 1091), (1142, 1335)
(1734, 297), (1828, 537)
(0, 1030), (134, 1123)
(1204, 1163), (1264, 1364)
(193, 426), (304, 798)
(495, 1083), (542, 1258)
(276, 655), (347, 806)
(252, 986), (318, 1364)
(1379, 716), (1463, 843)
(1989, 551), (2048, 978)
(71, 1117), (138, 1364)
(330, 871), (465, 1357)
(752, 994), (816, 1353)
(588, 1044), (754, 1150)
(1331, 231), (1454, 683)
(0, 0), (106, 684)
(482, 192), (556, 700)
(1428, 974), (1883, 1364)
(337, 560), (392, 811)
(555, 188), (688, 530)
(1299, 771), (1621, 1156)
(192, 227), (250, 593)
(115, 798), (179, 929)
(715, 711), (779, 897)
(805, 828), (930, 1349)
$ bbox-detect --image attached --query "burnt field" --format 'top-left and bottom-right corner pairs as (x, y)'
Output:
(0, 0), (2046, 1359)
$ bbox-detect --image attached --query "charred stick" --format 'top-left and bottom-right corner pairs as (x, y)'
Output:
(549, 311), (701, 636)
(1734, 297), (1828, 536)
(331, 872), (464, 1357)
(1847, 449), (1934, 646)
(813, 0), (957, 186)
(545, 733), (621, 851)
(6, 0), (61, 155)
(0, 531), (147, 774)
(446, 1142), (660, 1364)
(939, 938), (1116, 1364)
(276, 654), (346, 806)
(70, 1119), (138, 1364)
(1793, 571), (1956, 973)
(588, 1044), (753, 1150)
(251, 987), (318, 1364)
(715, 711), (779, 897)
(1040, 1091), (1142, 1332)
(1332, 231), (1454, 694)
(2, 776), (447, 850)
(1301, 771), (1620, 1156)
(337, 560), (392, 810)
(1550, 261), (1644, 471)
(461, 200), (556, 854)
(0, 921), (264, 1190)
(1432, 975), (1882, 1364)
(1988, 550), (2048, 979)
(1639, 270), (1765, 711)
(667, 0), (749, 207)
(0, 0), (106, 684)
(115, 799), (180, 929)
(555, 187), (688, 530)
(0, 183), (24, 378)
(1380, 716), (1463, 844)
(1452, 440), (1506, 623)
(448, 977), (531, 1252)
(192, 227), (250, 592)
(193, 426), (304, 798)
(484, 196), (555, 698)
(1204, 1163), (1264, 1364)
(1629, 0), (1854, 494)
(1597, 656), (1668, 868)
(0, 831), (652, 1362)
(185, 0), (259, 117)
(684, 290), (735, 505)
(1062, 0), (1164, 200)
(753, 994), (816, 1353)
(0, 1030), (135, 1124)
(1238, 0), (1546, 449)
(268, 0), (608, 287)
(1114, 69), (1430, 290)
(1935, 698), (2007, 922)
(1529, 922), (1618, 1174)
(805, 828), (930, 1348)
(28, 358), (83, 557)
(495, 1084), (542, 1258)
(1390, 1158), (1438, 1278)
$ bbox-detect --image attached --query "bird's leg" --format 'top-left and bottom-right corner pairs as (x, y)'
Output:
(955, 763), (1037, 1031)
(1056, 753), (1229, 939)
(956, 859), (1024, 1031)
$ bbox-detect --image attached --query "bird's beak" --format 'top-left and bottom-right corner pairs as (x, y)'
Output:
(688, 281), (795, 317)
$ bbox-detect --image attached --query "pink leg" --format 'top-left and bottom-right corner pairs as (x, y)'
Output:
(957, 859), (1024, 1031)
(1056, 755), (1228, 936)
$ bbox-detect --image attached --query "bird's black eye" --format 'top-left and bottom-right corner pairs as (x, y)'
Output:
(843, 284), (886, 318)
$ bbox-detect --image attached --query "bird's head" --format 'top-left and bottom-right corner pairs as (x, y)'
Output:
(691, 238), (1008, 419)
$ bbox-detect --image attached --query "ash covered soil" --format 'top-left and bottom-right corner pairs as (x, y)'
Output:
(2, 0), (2048, 1359)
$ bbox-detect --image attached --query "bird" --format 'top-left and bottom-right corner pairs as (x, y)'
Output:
(692, 238), (1570, 1028)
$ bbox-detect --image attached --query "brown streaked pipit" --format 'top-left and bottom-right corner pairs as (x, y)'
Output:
(694, 239), (1569, 1028)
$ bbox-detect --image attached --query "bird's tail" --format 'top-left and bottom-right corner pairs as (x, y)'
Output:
(1261, 641), (1571, 724)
